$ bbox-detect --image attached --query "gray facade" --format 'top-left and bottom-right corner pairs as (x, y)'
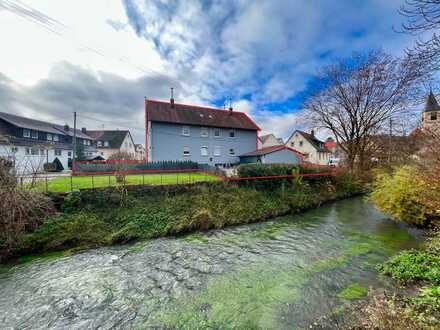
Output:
(149, 122), (257, 165)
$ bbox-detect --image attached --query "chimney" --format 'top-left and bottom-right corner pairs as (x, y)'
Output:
(311, 129), (315, 137)
(81, 127), (87, 134)
(170, 87), (175, 109)
(228, 98), (233, 113)
(64, 124), (69, 131)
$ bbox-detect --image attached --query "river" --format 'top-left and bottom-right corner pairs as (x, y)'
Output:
(0, 198), (421, 329)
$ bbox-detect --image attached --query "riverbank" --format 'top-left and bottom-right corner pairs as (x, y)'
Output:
(3, 173), (362, 262)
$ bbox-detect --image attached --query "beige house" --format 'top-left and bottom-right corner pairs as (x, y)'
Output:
(257, 133), (283, 149)
(285, 130), (331, 165)
(86, 130), (136, 159)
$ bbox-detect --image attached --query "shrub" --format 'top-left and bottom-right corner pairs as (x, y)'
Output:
(370, 166), (434, 226)
(43, 162), (57, 172)
(378, 250), (440, 284)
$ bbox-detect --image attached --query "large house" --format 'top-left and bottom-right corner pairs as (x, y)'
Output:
(285, 130), (331, 165)
(257, 133), (284, 149)
(0, 112), (96, 174)
(86, 130), (136, 159)
(145, 98), (260, 165)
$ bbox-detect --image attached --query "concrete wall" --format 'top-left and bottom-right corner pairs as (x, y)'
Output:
(263, 149), (301, 164)
(285, 132), (330, 165)
(149, 122), (257, 165)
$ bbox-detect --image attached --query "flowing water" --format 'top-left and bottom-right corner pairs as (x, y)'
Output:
(0, 198), (422, 329)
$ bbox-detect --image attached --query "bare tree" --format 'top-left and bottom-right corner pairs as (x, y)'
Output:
(304, 51), (426, 173)
(400, 0), (440, 71)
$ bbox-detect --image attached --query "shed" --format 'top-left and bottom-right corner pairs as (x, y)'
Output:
(239, 146), (303, 164)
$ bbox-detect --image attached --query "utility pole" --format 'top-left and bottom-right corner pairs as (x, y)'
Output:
(72, 111), (77, 170)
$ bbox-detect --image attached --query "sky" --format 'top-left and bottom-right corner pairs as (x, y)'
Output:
(0, 0), (418, 143)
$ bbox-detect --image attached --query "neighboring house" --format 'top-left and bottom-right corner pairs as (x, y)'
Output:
(257, 133), (283, 149)
(420, 90), (440, 133)
(145, 98), (260, 165)
(135, 144), (146, 160)
(86, 130), (137, 159)
(285, 130), (331, 165)
(239, 145), (303, 164)
(0, 112), (96, 174)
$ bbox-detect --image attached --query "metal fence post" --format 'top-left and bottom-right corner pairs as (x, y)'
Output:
(70, 175), (73, 192)
(161, 173), (163, 185)
(177, 172), (179, 185)
(45, 176), (48, 193)
(92, 175), (94, 190)
(108, 175), (111, 188)
(20, 177), (23, 188)
(142, 174), (145, 185)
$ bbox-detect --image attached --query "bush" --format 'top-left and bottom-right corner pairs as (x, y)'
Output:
(43, 162), (56, 172)
(370, 166), (434, 226)
(378, 250), (440, 284)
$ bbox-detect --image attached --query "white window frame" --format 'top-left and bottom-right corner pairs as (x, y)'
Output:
(229, 130), (236, 138)
(53, 134), (59, 142)
(214, 146), (221, 156)
(104, 141), (109, 147)
(55, 149), (62, 156)
(23, 129), (30, 138)
(183, 146), (190, 156)
(47, 133), (53, 141)
(214, 128), (221, 138)
(200, 146), (208, 157)
(229, 148), (235, 156)
(25, 148), (30, 155)
(31, 130), (38, 139)
(97, 141), (102, 147)
(11, 147), (18, 153)
(31, 148), (38, 155)
(182, 125), (190, 136)
(200, 127), (209, 137)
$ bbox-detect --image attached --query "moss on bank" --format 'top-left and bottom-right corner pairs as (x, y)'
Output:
(6, 175), (362, 261)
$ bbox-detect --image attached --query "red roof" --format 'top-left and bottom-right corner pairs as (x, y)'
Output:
(239, 145), (304, 158)
(145, 99), (260, 131)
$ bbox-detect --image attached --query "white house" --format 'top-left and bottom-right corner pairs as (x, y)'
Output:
(285, 130), (331, 165)
(0, 112), (97, 175)
(86, 130), (137, 159)
(257, 133), (284, 149)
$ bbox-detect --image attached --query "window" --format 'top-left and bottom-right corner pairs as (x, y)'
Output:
(299, 141), (303, 147)
(31, 148), (38, 155)
(68, 151), (72, 157)
(229, 148), (235, 156)
(47, 133), (53, 141)
(11, 147), (18, 153)
(431, 112), (437, 121)
(200, 146), (208, 156)
(125, 142), (128, 148)
(83, 139), (87, 146)
(104, 141), (109, 147)
(31, 130), (38, 139)
(55, 149), (62, 156)
(53, 134), (59, 142)
(229, 130), (235, 138)
(25, 148), (30, 155)
(290, 142), (295, 147)
(97, 141), (102, 147)
(182, 125), (190, 136)
(214, 128), (221, 137)
(23, 129), (30, 138)
(200, 127), (209, 137)
(40, 149), (45, 155)
(214, 146), (221, 156)
(183, 146), (190, 156)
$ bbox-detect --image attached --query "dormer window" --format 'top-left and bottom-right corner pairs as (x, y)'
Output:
(431, 112), (437, 121)
(23, 129), (30, 138)
(182, 125), (190, 136)
(31, 131), (38, 139)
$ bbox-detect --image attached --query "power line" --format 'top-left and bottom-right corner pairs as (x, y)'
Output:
(0, 0), (181, 86)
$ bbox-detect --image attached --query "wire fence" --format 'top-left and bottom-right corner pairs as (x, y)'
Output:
(16, 164), (336, 194)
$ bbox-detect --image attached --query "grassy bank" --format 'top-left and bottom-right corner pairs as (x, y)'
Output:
(5, 174), (362, 261)
(32, 172), (219, 193)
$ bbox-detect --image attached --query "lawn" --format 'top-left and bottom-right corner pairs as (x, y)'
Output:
(32, 172), (220, 193)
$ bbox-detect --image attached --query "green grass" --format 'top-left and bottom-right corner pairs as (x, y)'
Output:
(337, 283), (368, 300)
(32, 172), (219, 193)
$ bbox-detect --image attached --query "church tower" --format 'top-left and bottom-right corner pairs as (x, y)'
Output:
(421, 90), (440, 132)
